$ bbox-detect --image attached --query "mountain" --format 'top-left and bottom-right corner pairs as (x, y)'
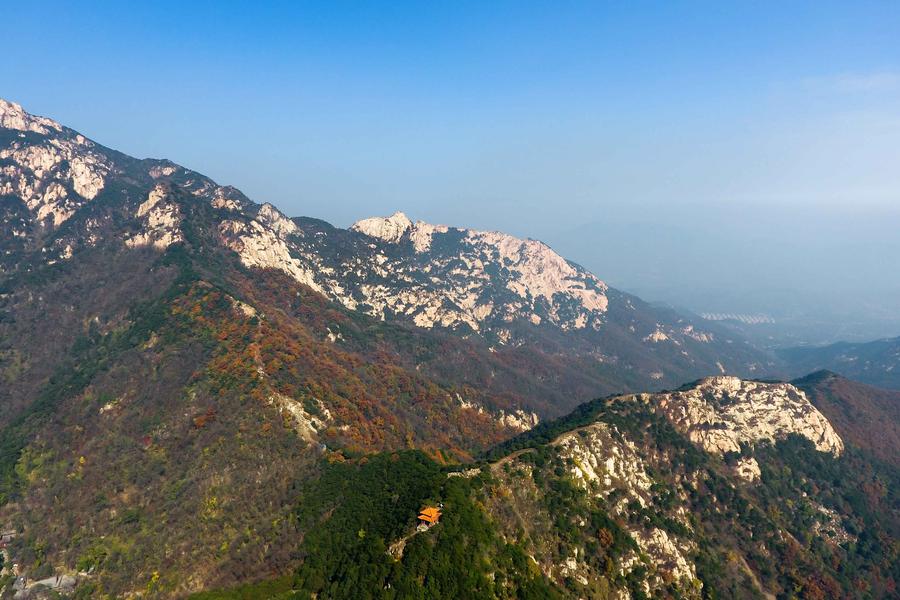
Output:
(217, 204), (774, 412)
(793, 370), (900, 466)
(778, 336), (900, 391)
(0, 99), (558, 594)
(0, 96), (769, 422)
(192, 376), (898, 599)
(1, 99), (894, 598)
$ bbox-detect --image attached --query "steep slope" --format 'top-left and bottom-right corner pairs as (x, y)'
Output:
(194, 376), (898, 599)
(0, 99), (860, 598)
(779, 336), (900, 391)
(793, 370), (900, 466)
(479, 397), (896, 598)
(348, 210), (609, 332)
(0, 248), (544, 595)
(0, 101), (540, 596)
(218, 203), (773, 413)
(321, 211), (770, 390)
(0, 97), (770, 423)
(477, 377), (896, 598)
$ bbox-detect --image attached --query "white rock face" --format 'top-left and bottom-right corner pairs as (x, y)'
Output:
(0, 107), (109, 227)
(69, 154), (106, 200)
(210, 187), (244, 211)
(348, 212), (609, 333)
(125, 184), (184, 250)
(351, 211), (413, 243)
(681, 325), (713, 343)
(644, 328), (670, 343)
(256, 203), (298, 237)
(221, 209), (610, 336)
(458, 396), (539, 432)
(650, 377), (844, 456)
(810, 501), (854, 546)
(643, 324), (714, 345)
(359, 282), (496, 332)
(498, 409), (541, 431)
(218, 219), (327, 297)
(0, 99), (62, 134)
(468, 229), (609, 315)
(554, 423), (699, 588)
(408, 221), (449, 252)
(149, 165), (178, 179)
(629, 527), (697, 588)
(734, 456), (762, 482)
(269, 392), (331, 442)
(558, 423), (654, 503)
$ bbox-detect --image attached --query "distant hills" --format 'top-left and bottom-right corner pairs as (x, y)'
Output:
(780, 336), (900, 390)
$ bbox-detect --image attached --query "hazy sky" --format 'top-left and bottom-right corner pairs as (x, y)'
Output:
(4, 2), (899, 339)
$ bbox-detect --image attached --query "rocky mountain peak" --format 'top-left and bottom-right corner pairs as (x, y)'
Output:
(124, 183), (184, 250)
(257, 202), (298, 237)
(351, 211), (413, 243)
(0, 101), (109, 228)
(346, 212), (609, 326)
(650, 376), (844, 457)
(1, 101), (769, 399)
(0, 98), (62, 135)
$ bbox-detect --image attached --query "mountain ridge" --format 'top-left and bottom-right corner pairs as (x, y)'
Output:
(780, 336), (900, 391)
(3, 99), (896, 599)
(0, 97), (771, 418)
(191, 373), (898, 599)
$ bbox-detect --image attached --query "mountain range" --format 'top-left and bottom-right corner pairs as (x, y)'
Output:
(779, 337), (900, 391)
(0, 99), (897, 599)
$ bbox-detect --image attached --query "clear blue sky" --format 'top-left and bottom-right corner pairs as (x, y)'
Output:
(3, 2), (899, 339)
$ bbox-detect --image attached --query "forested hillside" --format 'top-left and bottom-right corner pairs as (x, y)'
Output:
(191, 381), (899, 599)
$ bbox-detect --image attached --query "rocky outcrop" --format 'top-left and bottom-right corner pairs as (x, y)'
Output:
(733, 456), (762, 482)
(458, 396), (539, 432)
(125, 184), (184, 250)
(555, 423), (699, 590)
(648, 376), (843, 456)
(0, 99), (62, 135)
(269, 392), (332, 442)
(558, 424), (655, 503)
(256, 203), (298, 237)
(0, 125), (109, 226)
(348, 212), (609, 333)
(218, 219), (326, 296)
(351, 211), (413, 243)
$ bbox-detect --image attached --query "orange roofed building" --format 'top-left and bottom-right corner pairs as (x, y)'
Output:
(417, 507), (442, 525)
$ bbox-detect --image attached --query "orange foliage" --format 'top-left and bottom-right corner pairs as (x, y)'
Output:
(171, 277), (518, 461)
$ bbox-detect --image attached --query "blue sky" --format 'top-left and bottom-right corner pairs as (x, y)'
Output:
(3, 2), (899, 338)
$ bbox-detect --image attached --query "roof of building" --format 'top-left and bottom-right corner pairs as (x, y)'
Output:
(417, 507), (442, 523)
